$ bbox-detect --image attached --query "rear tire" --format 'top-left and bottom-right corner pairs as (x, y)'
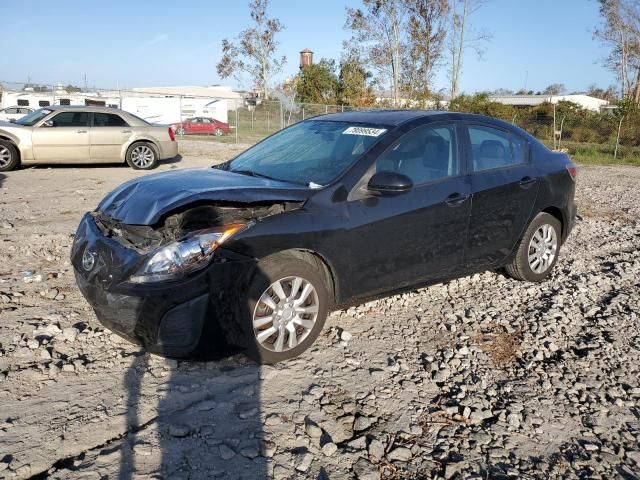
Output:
(214, 128), (223, 136)
(0, 140), (19, 172)
(126, 142), (159, 170)
(242, 253), (329, 364)
(505, 212), (561, 282)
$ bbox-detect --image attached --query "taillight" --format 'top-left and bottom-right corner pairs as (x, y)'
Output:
(566, 163), (577, 181)
(168, 127), (175, 142)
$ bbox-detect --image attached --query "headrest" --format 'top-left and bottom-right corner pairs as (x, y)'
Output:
(479, 140), (505, 158)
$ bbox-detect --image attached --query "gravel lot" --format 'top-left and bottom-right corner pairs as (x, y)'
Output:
(0, 140), (639, 479)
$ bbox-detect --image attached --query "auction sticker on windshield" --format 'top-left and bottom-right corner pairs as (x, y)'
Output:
(342, 126), (387, 137)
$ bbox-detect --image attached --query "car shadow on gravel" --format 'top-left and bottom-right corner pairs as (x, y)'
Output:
(0, 173), (5, 188)
(117, 269), (270, 479)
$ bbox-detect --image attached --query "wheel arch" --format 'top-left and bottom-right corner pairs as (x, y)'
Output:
(540, 206), (565, 241)
(258, 248), (339, 307)
(122, 138), (160, 162)
(0, 135), (21, 165)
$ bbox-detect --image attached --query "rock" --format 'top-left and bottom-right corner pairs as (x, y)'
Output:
(219, 444), (236, 460)
(387, 446), (412, 462)
(305, 421), (323, 438)
(353, 457), (380, 480)
(295, 453), (313, 472)
(196, 400), (217, 411)
(168, 424), (190, 438)
(264, 413), (282, 426)
(62, 363), (75, 372)
(627, 451), (640, 466)
(368, 439), (385, 460)
(61, 327), (79, 342)
(261, 440), (276, 458)
(239, 444), (260, 459)
(322, 442), (338, 456)
(340, 330), (353, 342)
(353, 415), (374, 432)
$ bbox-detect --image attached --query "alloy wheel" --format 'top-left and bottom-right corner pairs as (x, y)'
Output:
(527, 224), (558, 274)
(0, 146), (12, 168)
(130, 145), (155, 168)
(252, 276), (320, 353)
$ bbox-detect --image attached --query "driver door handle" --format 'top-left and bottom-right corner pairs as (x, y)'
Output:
(76, 130), (87, 134)
(121, 129), (132, 133)
(445, 192), (469, 207)
(519, 176), (538, 188)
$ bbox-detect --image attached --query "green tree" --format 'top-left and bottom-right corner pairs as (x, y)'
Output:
(338, 57), (375, 107)
(295, 59), (339, 104)
(216, 0), (286, 99)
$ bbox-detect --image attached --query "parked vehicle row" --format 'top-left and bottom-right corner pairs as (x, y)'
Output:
(0, 106), (178, 171)
(71, 110), (578, 364)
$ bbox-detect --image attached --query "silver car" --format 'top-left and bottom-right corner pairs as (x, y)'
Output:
(0, 106), (178, 171)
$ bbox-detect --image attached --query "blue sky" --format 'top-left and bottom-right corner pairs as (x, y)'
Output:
(0, 0), (615, 94)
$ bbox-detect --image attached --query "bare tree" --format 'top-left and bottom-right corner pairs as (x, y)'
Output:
(594, 0), (640, 101)
(216, 0), (286, 100)
(345, 0), (407, 106)
(403, 0), (449, 100)
(448, 0), (491, 99)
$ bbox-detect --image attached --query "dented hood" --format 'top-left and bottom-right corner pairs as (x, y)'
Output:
(97, 167), (311, 225)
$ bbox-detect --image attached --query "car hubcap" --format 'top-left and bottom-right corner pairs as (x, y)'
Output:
(252, 276), (319, 353)
(0, 146), (12, 167)
(215, 129), (222, 136)
(528, 224), (558, 274)
(131, 145), (154, 168)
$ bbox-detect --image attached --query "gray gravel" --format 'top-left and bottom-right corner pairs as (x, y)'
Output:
(0, 145), (638, 479)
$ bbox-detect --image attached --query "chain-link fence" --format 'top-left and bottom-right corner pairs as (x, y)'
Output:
(1, 80), (638, 164)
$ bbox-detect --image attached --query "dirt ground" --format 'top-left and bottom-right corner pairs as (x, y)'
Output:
(0, 140), (639, 479)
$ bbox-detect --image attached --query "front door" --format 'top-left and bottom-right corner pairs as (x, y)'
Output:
(90, 112), (131, 162)
(464, 123), (540, 269)
(341, 123), (471, 300)
(32, 111), (90, 163)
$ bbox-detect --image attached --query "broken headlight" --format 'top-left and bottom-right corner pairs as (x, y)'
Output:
(129, 224), (246, 283)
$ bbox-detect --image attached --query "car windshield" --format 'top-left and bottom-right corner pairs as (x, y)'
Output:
(223, 120), (388, 187)
(15, 108), (53, 126)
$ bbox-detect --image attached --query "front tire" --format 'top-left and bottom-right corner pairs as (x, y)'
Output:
(126, 142), (159, 170)
(243, 253), (329, 364)
(214, 128), (223, 136)
(0, 140), (19, 172)
(505, 212), (562, 282)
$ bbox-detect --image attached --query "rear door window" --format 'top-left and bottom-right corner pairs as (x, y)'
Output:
(93, 112), (128, 127)
(468, 125), (526, 172)
(50, 111), (90, 127)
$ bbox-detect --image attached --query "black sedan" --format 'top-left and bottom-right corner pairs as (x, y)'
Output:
(71, 110), (577, 364)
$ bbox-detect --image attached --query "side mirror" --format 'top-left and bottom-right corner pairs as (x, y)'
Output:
(41, 120), (54, 127)
(367, 171), (413, 195)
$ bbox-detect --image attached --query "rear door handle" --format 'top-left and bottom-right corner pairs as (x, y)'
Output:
(121, 129), (132, 133)
(76, 130), (87, 133)
(445, 192), (469, 207)
(519, 176), (537, 187)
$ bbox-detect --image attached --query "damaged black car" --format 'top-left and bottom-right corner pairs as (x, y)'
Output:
(72, 110), (577, 364)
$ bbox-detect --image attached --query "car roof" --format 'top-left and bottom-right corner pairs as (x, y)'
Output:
(44, 105), (123, 113)
(318, 109), (449, 126)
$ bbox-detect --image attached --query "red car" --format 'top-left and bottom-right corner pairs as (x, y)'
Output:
(172, 117), (230, 136)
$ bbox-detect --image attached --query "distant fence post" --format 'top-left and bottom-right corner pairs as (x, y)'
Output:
(235, 107), (238, 145)
(614, 115), (624, 160)
(302, 106), (305, 121)
(280, 100), (284, 130)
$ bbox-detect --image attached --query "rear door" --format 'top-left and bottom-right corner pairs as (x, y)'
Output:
(32, 111), (91, 163)
(342, 122), (471, 299)
(90, 112), (131, 162)
(463, 123), (539, 269)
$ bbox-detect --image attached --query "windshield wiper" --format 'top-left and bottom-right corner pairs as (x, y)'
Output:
(230, 169), (281, 182)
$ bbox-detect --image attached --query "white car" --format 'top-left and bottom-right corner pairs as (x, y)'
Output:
(0, 106), (34, 122)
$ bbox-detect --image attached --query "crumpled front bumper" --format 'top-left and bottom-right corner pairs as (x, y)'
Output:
(71, 213), (255, 358)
